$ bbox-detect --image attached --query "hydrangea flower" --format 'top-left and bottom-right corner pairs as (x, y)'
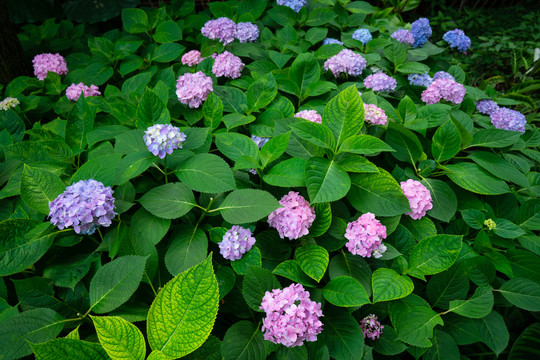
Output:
(408, 72), (433, 87)
(181, 50), (203, 66)
(361, 314), (384, 340)
(476, 99), (499, 115)
(363, 73), (397, 92)
(322, 38), (343, 46)
(49, 179), (116, 235)
(201, 17), (236, 45)
(0, 97), (19, 111)
(268, 191), (316, 240)
(32, 53), (68, 80)
(277, 0), (306, 13)
(260, 283), (323, 347)
(143, 124), (186, 159)
(251, 135), (269, 149)
(212, 51), (245, 79)
(433, 71), (455, 81)
(400, 179), (433, 220)
(295, 110), (322, 124)
(323, 49), (367, 78)
(218, 225), (256, 261)
(490, 107), (526, 133)
(65, 83), (101, 101)
(391, 29), (414, 45)
(364, 104), (388, 125)
(443, 29), (471, 52)
(411, 18), (432, 48)
(176, 71), (213, 108)
(352, 29), (372, 45)
(344, 213), (387, 258)
(421, 78), (466, 105)
(235, 22), (259, 43)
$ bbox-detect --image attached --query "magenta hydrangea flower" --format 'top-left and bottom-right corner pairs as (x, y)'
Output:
(32, 53), (68, 80)
(391, 29), (414, 45)
(218, 225), (256, 261)
(476, 99), (499, 115)
(344, 213), (387, 258)
(443, 29), (471, 52)
(323, 49), (367, 78)
(490, 107), (526, 133)
(400, 179), (433, 220)
(65, 83), (101, 101)
(363, 73), (397, 92)
(201, 17), (236, 45)
(421, 78), (466, 105)
(143, 124), (186, 159)
(212, 51), (244, 79)
(361, 314), (384, 340)
(295, 110), (322, 124)
(268, 191), (316, 240)
(235, 22), (259, 43)
(0, 97), (19, 111)
(251, 135), (269, 149)
(176, 71), (213, 108)
(181, 50), (203, 66)
(260, 283), (323, 347)
(364, 104), (388, 126)
(49, 179), (116, 235)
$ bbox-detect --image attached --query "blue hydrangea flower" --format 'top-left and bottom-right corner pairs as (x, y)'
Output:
(219, 225), (256, 261)
(408, 72), (433, 87)
(352, 29), (372, 45)
(144, 124), (187, 159)
(251, 135), (269, 149)
(433, 71), (455, 81)
(490, 108), (526, 133)
(443, 29), (471, 52)
(476, 100), (499, 115)
(411, 18), (432, 48)
(277, 0), (306, 13)
(322, 38), (343, 45)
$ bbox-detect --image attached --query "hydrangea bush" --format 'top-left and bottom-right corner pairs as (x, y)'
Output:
(0, 1), (538, 360)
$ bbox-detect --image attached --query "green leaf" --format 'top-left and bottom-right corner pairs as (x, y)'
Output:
(306, 158), (351, 204)
(445, 163), (510, 195)
(130, 208), (170, 246)
(31, 339), (109, 360)
(122, 8), (149, 33)
(310, 203), (332, 237)
(263, 158), (307, 187)
(322, 85), (364, 145)
(175, 153), (236, 193)
(114, 129), (146, 155)
(516, 199), (540, 230)
(390, 297), (443, 347)
(215, 133), (259, 162)
(139, 183), (196, 219)
(231, 247), (262, 275)
(335, 154), (378, 173)
(469, 151), (529, 188)
(371, 327), (407, 356)
(276, 346), (307, 360)
(136, 88), (170, 129)
(20, 164), (65, 214)
(493, 218), (525, 239)
(468, 129), (521, 148)
(260, 132), (290, 167)
(66, 93), (95, 153)
(71, 153), (122, 187)
(398, 96), (417, 123)
(221, 321), (266, 360)
(242, 266), (280, 312)
(153, 20), (182, 43)
(295, 244), (329, 282)
(289, 121), (335, 150)
(338, 134), (395, 154)
(89, 255), (147, 313)
(43, 253), (99, 289)
(214, 86), (247, 113)
(289, 53), (320, 97)
(384, 42), (407, 65)
(508, 323), (540, 360)
(246, 73), (277, 111)
(385, 122), (423, 165)
(147, 255), (218, 358)
(165, 225), (208, 276)
(183, 335), (222, 360)
(323, 276), (370, 307)
(92, 315), (146, 360)
(217, 189), (279, 224)
(147, 350), (167, 360)
(329, 253), (372, 297)
(372, 268), (414, 303)
(202, 92), (223, 131)
(421, 178), (457, 223)
(407, 235), (462, 279)
(216, 266), (235, 299)
(448, 286), (493, 318)
(273, 260), (316, 287)
(396, 62), (430, 74)
(422, 329), (459, 360)
(323, 308), (364, 360)
(499, 278), (540, 311)
(151, 43), (184, 63)
(306, 8), (336, 26)
(113, 151), (155, 185)
(432, 120), (461, 162)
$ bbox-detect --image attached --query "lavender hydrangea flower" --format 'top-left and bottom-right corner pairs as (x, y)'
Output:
(0, 97), (19, 110)
(235, 22), (259, 43)
(400, 179), (433, 220)
(218, 225), (256, 261)
(421, 78), (466, 105)
(261, 283), (323, 347)
(361, 314), (384, 340)
(345, 213), (387, 258)
(268, 191), (316, 240)
(143, 124), (186, 159)
(181, 50), (203, 66)
(251, 135), (269, 149)
(490, 107), (526, 133)
(201, 17), (236, 45)
(391, 29), (414, 45)
(277, 0), (306, 13)
(49, 179), (116, 235)
(65, 83), (101, 101)
(323, 49), (367, 78)
(322, 38), (343, 46)
(32, 53), (68, 80)
(295, 110), (322, 124)
(433, 71), (455, 81)
(476, 99), (499, 115)
(443, 29), (471, 52)
(363, 73), (397, 92)
(411, 18), (432, 48)
(352, 29), (372, 45)
(408, 72), (433, 87)
(212, 51), (245, 79)
(176, 71), (213, 108)
(364, 104), (388, 125)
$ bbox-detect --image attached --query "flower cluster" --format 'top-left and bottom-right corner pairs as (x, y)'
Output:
(181, 50), (203, 66)
(484, 218), (497, 230)
(408, 72), (433, 87)
(363, 73), (397, 92)
(201, 17), (237, 45)
(295, 110), (322, 124)
(411, 18), (432, 48)
(212, 51), (244, 79)
(443, 29), (471, 52)
(391, 29), (414, 45)
(0, 97), (19, 111)
(476, 99), (499, 115)
(251, 135), (269, 149)
(49, 179), (116, 235)
(324, 49), (367, 78)
(268, 191), (316, 240)
(344, 213), (387, 258)
(218, 225), (256, 261)
(176, 71), (213, 108)
(421, 78), (466, 105)
(235, 22), (259, 43)
(490, 107), (526, 133)
(277, 0), (306, 12)
(322, 38), (343, 45)
(352, 29), (372, 44)
(143, 124), (186, 159)
(433, 71), (455, 81)
(400, 179), (433, 220)
(364, 104), (388, 125)
(361, 314), (384, 340)
(260, 283), (323, 347)
(32, 53), (68, 80)
(65, 83), (101, 101)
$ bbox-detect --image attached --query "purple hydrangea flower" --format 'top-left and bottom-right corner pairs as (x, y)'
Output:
(361, 314), (384, 340)
(443, 29), (471, 52)
(411, 18), (432, 48)
(490, 107), (526, 133)
(176, 71), (213, 108)
(181, 50), (203, 66)
(277, 0), (306, 13)
(143, 124), (186, 159)
(364, 104), (388, 126)
(391, 29), (414, 45)
(421, 78), (466, 105)
(49, 179), (116, 235)
(345, 213), (387, 258)
(401, 179), (433, 220)
(261, 283), (323, 347)
(218, 225), (256, 261)
(32, 53), (68, 80)
(268, 191), (316, 240)
(0, 97), (19, 111)
(363, 73), (397, 92)
(251, 135), (269, 149)
(295, 110), (322, 124)
(324, 49), (367, 78)
(235, 22), (259, 43)
(201, 17), (236, 45)
(408, 72), (433, 87)
(476, 99), (499, 115)
(65, 83), (101, 101)
(212, 51), (245, 79)
(322, 38), (343, 46)
(433, 71), (455, 81)
(352, 29), (372, 45)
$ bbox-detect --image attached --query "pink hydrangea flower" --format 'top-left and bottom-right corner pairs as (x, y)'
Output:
(32, 53), (68, 80)
(364, 104), (387, 125)
(400, 179), (433, 220)
(295, 110), (322, 124)
(181, 50), (203, 66)
(201, 17), (236, 45)
(323, 49), (367, 78)
(65, 83), (101, 101)
(421, 78), (466, 105)
(176, 71), (213, 108)
(218, 225), (256, 261)
(345, 213), (387, 258)
(260, 283), (323, 347)
(268, 191), (316, 240)
(361, 314), (384, 340)
(212, 51), (244, 79)
(363, 73), (397, 92)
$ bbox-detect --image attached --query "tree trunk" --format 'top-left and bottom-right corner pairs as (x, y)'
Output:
(0, 0), (31, 86)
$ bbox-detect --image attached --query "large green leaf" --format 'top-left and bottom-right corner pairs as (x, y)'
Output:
(66, 94), (95, 153)
(20, 164), (65, 214)
(289, 121), (335, 150)
(426, 263), (469, 308)
(294, 244), (329, 282)
(273, 260), (316, 287)
(338, 135), (395, 155)
(139, 183), (196, 219)
(323, 308), (364, 360)
(421, 178), (457, 223)
(516, 199), (540, 231)
(113, 151), (155, 185)
(216, 189), (280, 224)
(136, 88), (170, 129)
(445, 163), (510, 195)
(165, 225), (208, 276)
(467, 129), (521, 148)
(71, 153), (122, 187)
(423, 330), (459, 360)
(328, 253), (372, 297)
(432, 120), (461, 162)
(372, 268), (414, 303)
(322, 85), (364, 146)
(130, 208), (170, 246)
(289, 53), (320, 97)
(242, 266), (280, 312)
(202, 92), (223, 131)
(31, 339), (109, 360)
(499, 278), (540, 311)
(263, 158), (307, 187)
(306, 157), (350, 204)
(92, 315), (146, 360)
(122, 8), (149, 33)
(448, 286), (493, 318)
(175, 153), (236, 193)
(260, 131), (290, 167)
(323, 276), (370, 307)
(508, 323), (540, 360)
(215, 133), (259, 162)
(246, 73), (277, 111)
(407, 235), (463, 279)
(221, 321), (266, 360)
(385, 122), (423, 165)
(469, 151), (529, 188)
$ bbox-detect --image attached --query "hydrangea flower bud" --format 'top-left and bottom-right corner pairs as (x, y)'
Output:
(251, 135), (269, 149)
(411, 18), (432, 48)
(344, 213), (387, 257)
(323, 49), (367, 78)
(490, 107), (526, 133)
(201, 17), (236, 45)
(0, 97), (19, 111)
(352, 29), (372, 45)
(277, 0), (306, 13)
(261, 283), (323, 347)
(235, 22), (259, 43)
(49, 179), (116, 235)
(295, 110), (322, 124)
(484, 218), (496, 230)
(443, 29), (471, 52)
(218, 225), (256, 261)
(408, 72), (433, 87)
(268, 191), (316, 240)
(400, 179), (433, 220)
(391, 29), (414, 45)
(143, 124), (186, 159)
(176, 71), (213, 108)
(32, 53), (69, 81)
(65, 83), (101, 101)
(476, 100), (499, 115)
(212, 51), (245, 79)
(421, 78), (465, 105)
(181, 50), (203, 66)
(322, 38), (343, 45)
(361, 314), (384, 340)
(364, 104), (388, 125)
(363, 73), (397, 92)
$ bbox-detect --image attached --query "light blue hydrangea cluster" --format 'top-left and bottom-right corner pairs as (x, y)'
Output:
(235, 22), (259, 43)
(443, 29), (471, 52)
(218, 225), (256, 261)
(277, 0), (306, 12)
(490, 108), (526, 133)
(433, 71), (455, 81)
(476, 99), (499, 115)
(322, 38), (343, 45)
(411, 18), (432, 48)
(408, 72), (433, 87)
(352, 29), (372, 45)
(144, 124), (187, 159)
(391, 29), (414, 45)
(251, 135), (270, 149)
